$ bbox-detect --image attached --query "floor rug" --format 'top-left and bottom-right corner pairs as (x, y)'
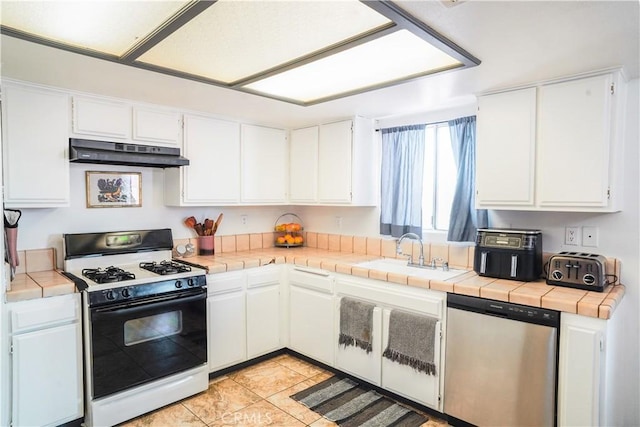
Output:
(290, 375), (428, 427)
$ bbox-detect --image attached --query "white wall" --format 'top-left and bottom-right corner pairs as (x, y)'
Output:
(17, 163), (304, 266)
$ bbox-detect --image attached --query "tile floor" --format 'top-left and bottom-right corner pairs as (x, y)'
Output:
(120, 354), (450, 427)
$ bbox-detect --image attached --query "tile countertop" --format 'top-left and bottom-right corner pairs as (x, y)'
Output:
(5, 247), (625, 320)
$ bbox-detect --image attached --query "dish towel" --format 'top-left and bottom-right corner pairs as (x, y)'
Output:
(339, 297), (375, 354)
(383, 309), (437, 376)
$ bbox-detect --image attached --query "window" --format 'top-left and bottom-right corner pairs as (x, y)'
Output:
(422, 123), (456, 231)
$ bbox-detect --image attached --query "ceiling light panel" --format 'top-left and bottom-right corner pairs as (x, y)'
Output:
(243, 29), (462, 104)
(136, 0), (392, 83)
(0, 1), (189, 56)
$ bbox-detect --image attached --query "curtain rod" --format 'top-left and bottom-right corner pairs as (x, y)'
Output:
(375, 119), (450, 131)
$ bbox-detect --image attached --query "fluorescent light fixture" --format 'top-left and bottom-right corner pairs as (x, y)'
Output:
(136, 0), (392, 83)
(0, 0), (480, 106)
(243, 29), (462, 103)
(0, 1), (189, 56)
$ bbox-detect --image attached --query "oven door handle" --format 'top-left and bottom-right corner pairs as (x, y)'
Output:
(91, 291), (205, 317)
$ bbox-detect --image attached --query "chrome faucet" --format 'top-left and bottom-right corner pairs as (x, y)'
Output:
(430, 257), (450, 271)
(396, 233), (425, 267)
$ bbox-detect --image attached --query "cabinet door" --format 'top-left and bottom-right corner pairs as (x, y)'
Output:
(537, 75), (613, 207)
(183, 115), (241, 204)
(208, 292), (246, 372)
(133, 106), (181, 146)
(246, 285), (281, 358)
(2, 83), (70, 207)
(476, 88), (537, 207)
(289, 126), (318, 203)
(318, 120), (352, 203)
(241, 124), (288, 203)
(12, 323), (82, 427)
(558, 313), (605, 426)
(72, 95), (130, 139)
(335, 300), (382, 385)
(289, 285), (334, 365)
(381, 309), (441, 410)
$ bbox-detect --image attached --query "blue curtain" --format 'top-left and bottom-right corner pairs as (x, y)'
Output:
(380, 125), (426, 237)
(447, 116), (488, 242)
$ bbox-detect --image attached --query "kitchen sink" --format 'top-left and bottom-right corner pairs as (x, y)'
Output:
(354, 258), (469, 281)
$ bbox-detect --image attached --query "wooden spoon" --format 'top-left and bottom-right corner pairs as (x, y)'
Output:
(204, 218), (214, 235)
(213, 213), (223, 234)
(194, 223), (204, 236)
(184, 216), (197, 229)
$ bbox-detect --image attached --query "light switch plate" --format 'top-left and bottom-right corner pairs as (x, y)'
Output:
(583, 226), (599, 247)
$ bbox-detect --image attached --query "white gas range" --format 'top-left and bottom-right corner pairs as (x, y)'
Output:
(63, 229), (209, 427)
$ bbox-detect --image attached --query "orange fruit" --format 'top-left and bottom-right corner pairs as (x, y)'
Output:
(276, 236), (286, 244)
(294, 236), (303, 244)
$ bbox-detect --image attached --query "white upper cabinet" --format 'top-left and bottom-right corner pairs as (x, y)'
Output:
(289, 126), (319, 203)
(72, 95), (131, 140)
(476, 87), (537, 207)
(290, 117), (377, 206)
(2, 82), (70, 208)
(72, 95), (181, 146)
(537, 74), (617, 209)
(165, 114), (241, 206)
(132, 106), (182, 146)
(476, 71), (625, 212)
(318, 120), (353, 203)
(241, 124), (288, 204)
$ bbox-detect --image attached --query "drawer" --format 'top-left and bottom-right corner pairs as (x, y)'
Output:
(10, 293), (80, 334)
(247, 265), (281, 289)
(290, 267), (333, 293)
(207, 271), (245, 295)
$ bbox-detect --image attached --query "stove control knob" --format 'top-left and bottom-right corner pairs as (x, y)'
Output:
(175, 280), (183, 289)
(105, 290), (115, 300)
(121, 288), (131, 298)
(187, 278), (195, 287)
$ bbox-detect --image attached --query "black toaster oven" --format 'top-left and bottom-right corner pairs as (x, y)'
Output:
(474, 228), (543, 282)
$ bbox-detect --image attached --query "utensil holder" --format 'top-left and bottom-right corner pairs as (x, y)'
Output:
(198, 235), (215, 256)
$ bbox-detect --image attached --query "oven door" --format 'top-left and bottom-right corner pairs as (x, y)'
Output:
(88, 288), (207, 399)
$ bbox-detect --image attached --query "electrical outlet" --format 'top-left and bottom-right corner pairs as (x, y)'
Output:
(336, 216), (343, 228)
(583, 226), (599, 247)
(240, 215), (248, 226)
(565, 227), (580, 246)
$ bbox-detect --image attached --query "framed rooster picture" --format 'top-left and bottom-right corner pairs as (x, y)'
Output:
(86, 171), (142, 208)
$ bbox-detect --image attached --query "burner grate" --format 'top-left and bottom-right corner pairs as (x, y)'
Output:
(139, 260), (192, 276)
(82, 266), (136, 284)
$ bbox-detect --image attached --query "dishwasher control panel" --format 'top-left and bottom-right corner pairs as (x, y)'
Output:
(448, 293), (559, 327)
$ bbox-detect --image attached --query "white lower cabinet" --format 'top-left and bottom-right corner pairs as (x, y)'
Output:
(335, 299), (382, 386)
(207, 270), (247, 372)
(246, 266), (282, 358)
(9, 293), (83, 427)
(381, 309), (442, 409)
(207, 266), (283, 372)
(558, 311), (620, 427)
(335, 275), (446, 412)
(207, 288), (246, 372)
(288, 267), (335, 366)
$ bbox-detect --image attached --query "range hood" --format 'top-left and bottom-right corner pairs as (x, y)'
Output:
(69, 139), (189, 168)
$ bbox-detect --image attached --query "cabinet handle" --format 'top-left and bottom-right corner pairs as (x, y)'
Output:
(293, 267), (330, 277)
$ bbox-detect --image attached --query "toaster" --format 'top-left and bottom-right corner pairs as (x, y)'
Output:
(546, 252), (608, 292)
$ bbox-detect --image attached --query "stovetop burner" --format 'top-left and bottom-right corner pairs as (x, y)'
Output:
(139, 260), (192, 276)
(82, 266), (136, 284)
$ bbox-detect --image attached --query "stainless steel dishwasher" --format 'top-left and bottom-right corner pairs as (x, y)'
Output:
(444, 294), (560, 426)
